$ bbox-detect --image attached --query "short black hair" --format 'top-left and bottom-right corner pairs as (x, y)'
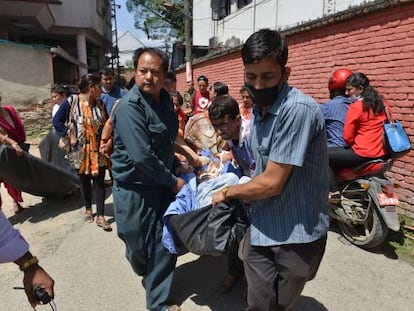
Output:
(166, 71), (177, 82)
(197, 75), (209, 83)
(132, 47), (169, 73)
(239, 85), (248, 93)
(208, 95), (240, 121)
(171, 90), (184, 106)
(52, 84), (70, 96)
(212, 82), (229, 96)
(242, 28), (288, 68)
(100, 68), (113, 77)
(79, 74), (101, 93)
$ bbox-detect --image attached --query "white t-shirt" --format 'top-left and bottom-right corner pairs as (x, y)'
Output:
(52, 104), (60, 118)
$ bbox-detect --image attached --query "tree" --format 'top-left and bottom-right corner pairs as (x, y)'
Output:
(124, 59), (134, 69)
(126, 0), (186, 41)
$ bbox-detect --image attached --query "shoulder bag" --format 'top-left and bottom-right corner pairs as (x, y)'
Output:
(383, 104), (411, 159)
(58, 95), (79, 153)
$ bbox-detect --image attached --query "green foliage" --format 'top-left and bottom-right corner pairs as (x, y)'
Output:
(124, 59), (134, 69)
(126, 0), (186, 42)
(384, 215), (414, 265)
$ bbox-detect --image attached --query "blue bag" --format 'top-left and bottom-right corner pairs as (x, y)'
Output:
(383, 106), (411, 159)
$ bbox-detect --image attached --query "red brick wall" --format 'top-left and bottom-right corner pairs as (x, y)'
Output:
(176, 2), (414, 213)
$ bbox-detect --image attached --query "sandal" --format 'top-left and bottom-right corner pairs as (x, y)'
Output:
(84, 210), (94, 223)
(96, 217), (112, 232)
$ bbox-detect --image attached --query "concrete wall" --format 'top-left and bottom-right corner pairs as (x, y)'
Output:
(176, 1), (414, 214)
(0, 41), (52, 108)
(48, 0), (111, 44)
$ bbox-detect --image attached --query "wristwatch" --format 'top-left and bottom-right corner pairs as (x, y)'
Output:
(222, 186), (229, 200)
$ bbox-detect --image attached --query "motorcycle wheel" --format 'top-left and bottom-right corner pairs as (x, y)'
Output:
(337, 193), (389, 249)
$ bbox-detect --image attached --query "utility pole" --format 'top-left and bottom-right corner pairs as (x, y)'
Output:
(111, 0), (121, 82)
(184, 0), (192, 83)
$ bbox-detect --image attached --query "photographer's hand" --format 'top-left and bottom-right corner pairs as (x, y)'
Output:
(15, 252), (55, 307)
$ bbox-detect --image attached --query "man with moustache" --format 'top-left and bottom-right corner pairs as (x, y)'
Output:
(111, 47), (184, 311)
(212, 29), (329, 311)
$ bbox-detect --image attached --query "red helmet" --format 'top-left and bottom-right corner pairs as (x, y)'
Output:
(328, 69), (352, 91)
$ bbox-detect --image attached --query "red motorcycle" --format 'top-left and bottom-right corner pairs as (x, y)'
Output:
(328, 159), (401, 249)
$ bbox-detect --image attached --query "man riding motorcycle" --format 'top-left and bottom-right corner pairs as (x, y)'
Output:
(320, 68), (353, 148)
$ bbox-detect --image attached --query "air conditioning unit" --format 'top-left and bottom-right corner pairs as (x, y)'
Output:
(225, 36), (241, 48)
(209, 36), (219, 48)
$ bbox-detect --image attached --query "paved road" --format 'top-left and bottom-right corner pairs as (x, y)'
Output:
(1, 187), (414, 310)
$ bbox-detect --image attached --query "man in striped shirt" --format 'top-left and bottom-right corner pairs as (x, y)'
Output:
(212, 29), (329, 311)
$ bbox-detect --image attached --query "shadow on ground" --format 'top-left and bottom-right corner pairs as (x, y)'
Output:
(171, 254), (247, 311)
(329, 219), (400, 260)
(171, 254), (328, 311)
(8, 189), (82, 225)
(9, 184), (115, 225)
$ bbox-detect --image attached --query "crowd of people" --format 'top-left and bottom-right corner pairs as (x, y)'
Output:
(0, 27), (395, 310)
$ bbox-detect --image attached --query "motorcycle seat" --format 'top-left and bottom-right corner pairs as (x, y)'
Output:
(336, 159), (392, 181)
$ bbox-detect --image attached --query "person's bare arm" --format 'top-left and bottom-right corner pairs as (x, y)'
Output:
(100, 118), (114, 158)
(212, 161), (293, 204)
(174, 135), (203, 167)
(0, 133), (23, 156)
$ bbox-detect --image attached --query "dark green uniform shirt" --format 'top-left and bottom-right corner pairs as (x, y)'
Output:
(111, 85), (178, 188)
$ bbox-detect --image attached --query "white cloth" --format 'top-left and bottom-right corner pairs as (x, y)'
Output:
(52, 104), (60, 118)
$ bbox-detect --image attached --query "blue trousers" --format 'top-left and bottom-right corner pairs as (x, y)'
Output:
(113, 182), (177, 311)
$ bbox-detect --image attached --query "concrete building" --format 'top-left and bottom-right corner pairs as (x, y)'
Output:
(194, 0), (378, 48)
(117, 31), (145, 68)
(0, 0), (112, 104)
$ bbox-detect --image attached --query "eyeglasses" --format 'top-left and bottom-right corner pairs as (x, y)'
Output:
(211, 122), (231, 131)
(241, 95), (250, 99)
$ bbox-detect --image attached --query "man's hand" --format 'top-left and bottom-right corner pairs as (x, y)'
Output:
(172, 177), (185, 194)
(12, 143), (23, 156)
(212, 189), (226, 205)
(22, 264), (54, 307)
(100, 137), (113, 158)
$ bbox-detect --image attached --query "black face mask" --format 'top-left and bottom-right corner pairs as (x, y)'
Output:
(245, 83), (280, 107)
(244, 71), (285, 107)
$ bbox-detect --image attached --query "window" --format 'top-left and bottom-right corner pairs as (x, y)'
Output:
(237, 0), (252, 9)
(211, 0), (231, 20)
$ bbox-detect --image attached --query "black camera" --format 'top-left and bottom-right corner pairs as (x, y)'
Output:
(34, 286), (52, 304)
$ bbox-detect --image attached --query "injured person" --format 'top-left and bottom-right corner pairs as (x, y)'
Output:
(162, 154), (250, 255)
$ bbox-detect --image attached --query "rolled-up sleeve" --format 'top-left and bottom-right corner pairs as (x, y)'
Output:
(0, 210), (29, 263)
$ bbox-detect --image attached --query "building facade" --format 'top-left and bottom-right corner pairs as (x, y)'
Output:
(194, 0), (380, 48)
(0, 0), (112, 84)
